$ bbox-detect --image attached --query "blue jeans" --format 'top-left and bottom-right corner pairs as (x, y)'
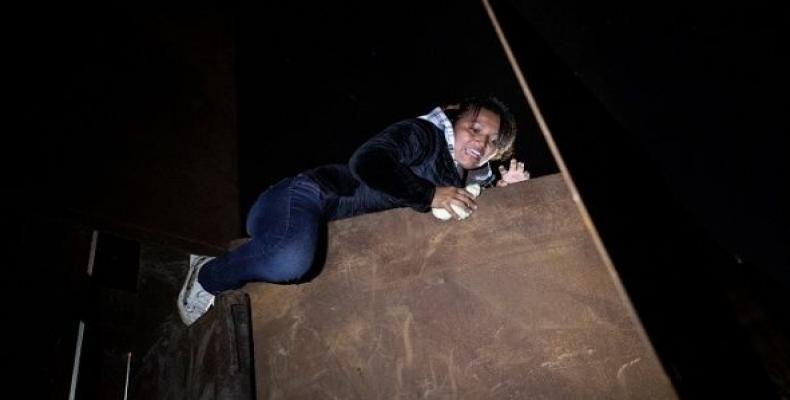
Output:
(198, 175), (326, 293)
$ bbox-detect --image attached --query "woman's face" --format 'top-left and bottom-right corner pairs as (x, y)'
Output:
(453, 107), (501, 170)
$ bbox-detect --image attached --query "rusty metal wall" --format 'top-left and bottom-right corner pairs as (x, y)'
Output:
(248, 174), (675, 399)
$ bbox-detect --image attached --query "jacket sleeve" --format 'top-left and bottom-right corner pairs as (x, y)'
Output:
(349, 120), (437, 212)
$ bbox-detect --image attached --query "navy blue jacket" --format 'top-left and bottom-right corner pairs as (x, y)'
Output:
(303, 118), (483, 221)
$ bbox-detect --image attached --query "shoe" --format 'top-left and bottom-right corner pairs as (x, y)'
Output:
(177, 255), (216, 326)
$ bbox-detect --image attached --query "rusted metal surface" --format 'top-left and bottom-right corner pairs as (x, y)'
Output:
(247, 173), (675, 399)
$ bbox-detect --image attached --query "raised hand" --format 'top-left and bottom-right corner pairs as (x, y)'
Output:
(497, 158), (531, 187)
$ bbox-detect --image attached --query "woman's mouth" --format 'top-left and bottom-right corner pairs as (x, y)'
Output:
(465, 147), (482, 161)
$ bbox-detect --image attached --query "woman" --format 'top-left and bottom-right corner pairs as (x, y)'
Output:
(178, 96), (530, 325)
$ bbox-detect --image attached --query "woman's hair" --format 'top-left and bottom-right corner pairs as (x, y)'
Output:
(443, 96), (517, 161)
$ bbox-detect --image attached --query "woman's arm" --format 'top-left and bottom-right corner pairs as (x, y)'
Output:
(349, 121), (437, 211)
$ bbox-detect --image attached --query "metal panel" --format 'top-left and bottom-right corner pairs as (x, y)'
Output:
(249, 173), (675, 399)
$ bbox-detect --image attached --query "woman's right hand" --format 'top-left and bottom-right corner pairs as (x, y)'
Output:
(432, 186), (477, 219)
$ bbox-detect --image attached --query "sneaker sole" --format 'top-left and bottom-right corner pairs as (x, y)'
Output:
(177, 256), (204, 325)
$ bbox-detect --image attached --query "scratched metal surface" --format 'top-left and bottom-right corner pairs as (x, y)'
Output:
(247, 174), (676, 399)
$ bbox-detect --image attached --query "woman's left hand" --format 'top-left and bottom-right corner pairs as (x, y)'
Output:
(496, 158), (531, 187)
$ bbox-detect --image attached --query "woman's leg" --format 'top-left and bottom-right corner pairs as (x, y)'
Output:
(198, 175), (325, 293)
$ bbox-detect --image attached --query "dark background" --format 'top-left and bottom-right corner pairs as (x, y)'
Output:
(5, 0), (788, 398)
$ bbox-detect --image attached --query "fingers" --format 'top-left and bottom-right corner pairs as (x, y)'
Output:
(432, 186), (479, 219)
(502, 159), (526, 173)
(446, 188), (476, 219)
(447, 204), (470, 219)
(452, 188), (477, 210)
(497, 159), (532, 185)
(511, 159), (530, 176)
(510, 158), (525, 172)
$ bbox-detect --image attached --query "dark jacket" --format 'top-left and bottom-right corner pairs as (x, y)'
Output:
(303, 118), (489, 221)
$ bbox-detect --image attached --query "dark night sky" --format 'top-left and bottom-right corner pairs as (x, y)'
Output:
(501, 0), (789, 285)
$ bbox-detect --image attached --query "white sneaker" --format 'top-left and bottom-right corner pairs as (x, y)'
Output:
(177, 255), (216, 326)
